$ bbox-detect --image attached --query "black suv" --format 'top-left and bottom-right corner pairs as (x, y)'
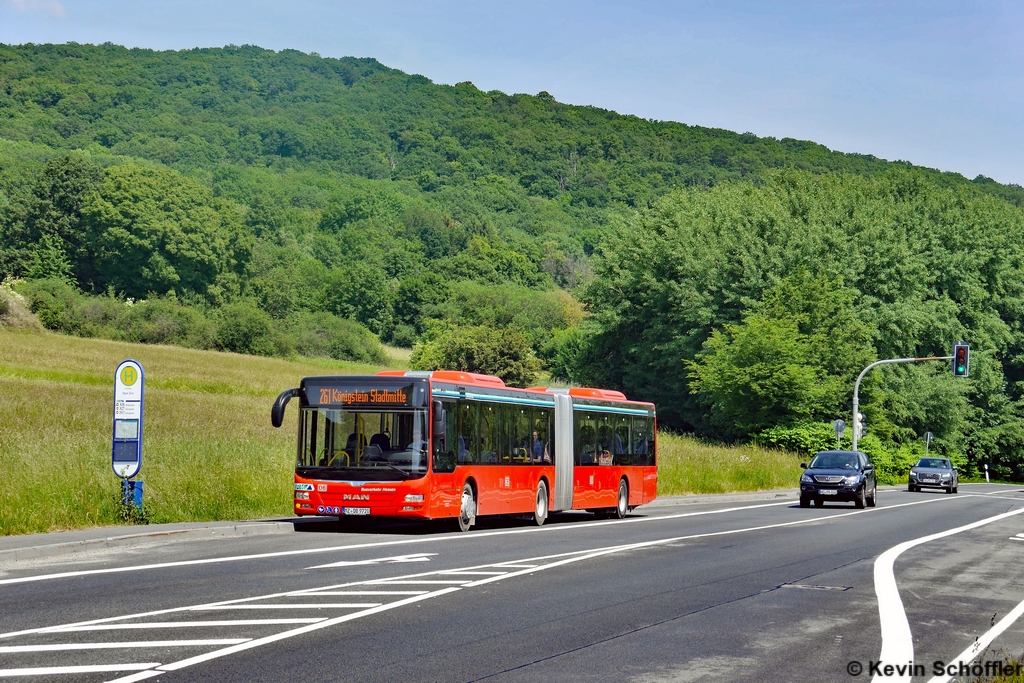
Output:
(800, 450), (877, 508)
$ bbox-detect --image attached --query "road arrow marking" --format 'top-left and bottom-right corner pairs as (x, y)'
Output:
(306, 553), (435, 569)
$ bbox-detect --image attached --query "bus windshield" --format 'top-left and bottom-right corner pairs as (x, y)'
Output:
(298, 407), (428, 480)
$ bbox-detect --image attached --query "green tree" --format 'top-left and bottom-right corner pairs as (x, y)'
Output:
(410, 323), (542, 387)
(688, 316), (826, 438)
(321, 262), (394, 336)
(82, 163), (249, 299)
(6, 153), (102, 282)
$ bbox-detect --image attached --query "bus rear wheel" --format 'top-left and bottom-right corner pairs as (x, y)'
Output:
(534, 480), (548, 526)
(455, 482), (476, 532)
(613, 479), (628, 519)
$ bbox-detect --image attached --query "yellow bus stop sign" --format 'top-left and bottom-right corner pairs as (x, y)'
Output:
(120, 365), (138, 386)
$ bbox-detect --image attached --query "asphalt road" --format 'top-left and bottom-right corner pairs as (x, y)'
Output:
(3, 484), (1024, 682)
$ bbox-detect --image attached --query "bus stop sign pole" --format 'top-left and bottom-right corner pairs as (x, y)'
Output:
(112, 359), (144, 509)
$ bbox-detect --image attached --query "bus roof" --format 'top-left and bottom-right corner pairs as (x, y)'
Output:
(374, 370), (650, 407)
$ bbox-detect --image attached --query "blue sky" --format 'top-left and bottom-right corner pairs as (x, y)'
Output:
(2, 0), (1021, 185)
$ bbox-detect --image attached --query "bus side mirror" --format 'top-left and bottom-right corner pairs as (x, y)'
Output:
(432, 400), (447, 436)
(271, 388), (300, 428)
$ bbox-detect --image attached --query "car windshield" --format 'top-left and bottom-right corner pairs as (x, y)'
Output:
(809, 452), (859, 469)
(297, 407), (428, 480)
(915, 458), (950, 469)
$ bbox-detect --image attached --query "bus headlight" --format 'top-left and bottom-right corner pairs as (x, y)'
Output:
(404, 494), (424, 502)
(295, 492), (310, 500)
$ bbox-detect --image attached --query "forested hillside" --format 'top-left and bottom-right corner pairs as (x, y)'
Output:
(3, 43), (1024, 478)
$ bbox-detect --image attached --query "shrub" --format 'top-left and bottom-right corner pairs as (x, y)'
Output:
(213, 302), (279, 357)
(18, 277), (87, 334)
(756, 422), (841, 458)
(120, 297), (216, 349)
(288, 311), (387, 364)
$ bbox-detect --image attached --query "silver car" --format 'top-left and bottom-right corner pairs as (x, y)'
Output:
(908, 457), (958, 494)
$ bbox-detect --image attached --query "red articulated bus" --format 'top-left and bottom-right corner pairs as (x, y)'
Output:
(271, 370), (657, 531)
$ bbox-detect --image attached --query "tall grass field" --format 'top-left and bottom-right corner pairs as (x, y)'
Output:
(0, 329), (390, 535)
(656, 432), (805, 495)
(0, 329), (803, 536)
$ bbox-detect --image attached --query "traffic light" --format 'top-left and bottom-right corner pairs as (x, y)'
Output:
(952, 342), (970, 378)
(855, 412), (866, 440)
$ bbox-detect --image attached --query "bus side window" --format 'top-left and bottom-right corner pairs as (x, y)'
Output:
(647, 416), (656, 465)
(575, 412), (597, 465)
(432, 400), (456, 474)
(514, 407), (531, 464)
(498, 403), (512, 464)
(631, 415), (648, 463)
(457, 400), (477, 463)
(480, 403), (498, 463)
(613, 414), (630, 465)
(534, 407), (552, 463)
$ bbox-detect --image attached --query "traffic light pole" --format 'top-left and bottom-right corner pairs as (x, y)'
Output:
(852, 355), (952, 452)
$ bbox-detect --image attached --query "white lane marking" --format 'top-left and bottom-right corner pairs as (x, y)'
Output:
(438, 571), (508, 575)
(53, 620), (326, 631)
(0, 493), (966, 642)
(871, 507), (1024, 683)
(0, 640), (249, 653)
(287, 591), (428, 596)
(926, 592), (1024, 682)
(190, 603), (381, 610)
(152, 588), (463, 673)
(0, 500), (800, 586)
(365, 579), (469, 585)
(104, 672), (163, 683)
(0, 663), (160, 677)
(306, 552), (435, 569)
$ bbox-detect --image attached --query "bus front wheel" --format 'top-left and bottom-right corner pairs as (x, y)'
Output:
(534, 480), (548, 526)
(456, 482), (476, 532)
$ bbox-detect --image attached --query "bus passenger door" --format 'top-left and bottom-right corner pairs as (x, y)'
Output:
(429, 400), (459, 518)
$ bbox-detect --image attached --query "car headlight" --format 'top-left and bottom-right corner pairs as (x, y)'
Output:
(940, 473), (951, 479)
(801, 474), (813, 484)
(844, 475), (861, 485)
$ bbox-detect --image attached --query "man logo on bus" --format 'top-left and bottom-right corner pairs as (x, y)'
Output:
(121, 366), (138, 386)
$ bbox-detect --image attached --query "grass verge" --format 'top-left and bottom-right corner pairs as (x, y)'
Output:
(657, 432), (804, 496)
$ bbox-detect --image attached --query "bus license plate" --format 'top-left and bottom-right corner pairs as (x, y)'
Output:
(818, 489), (837, 495)
(343, 507), (371, 516)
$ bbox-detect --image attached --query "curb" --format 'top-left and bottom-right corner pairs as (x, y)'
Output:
(0, 521), (300, 564)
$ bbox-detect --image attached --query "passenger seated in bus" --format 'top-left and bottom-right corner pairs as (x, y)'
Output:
(369, 432), (391, 451)
(531, 431), (544, 462)
(457, 435), (473, 463)
(613, 432), (626, 455)
(578, 425), (597, 464)
(346, 432), (367, 451)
